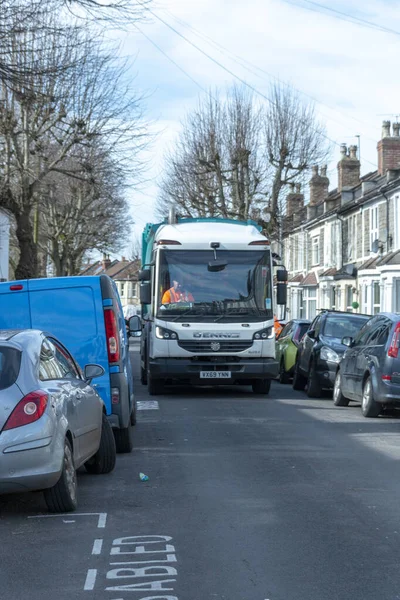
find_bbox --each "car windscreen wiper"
[213,308,262,322]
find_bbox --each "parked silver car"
[0,329,116,512]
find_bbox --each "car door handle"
[75,392,83,399]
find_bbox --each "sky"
[111,0,400,258]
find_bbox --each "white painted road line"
[137,401,159,410]
[28,512,107,529]
[84,569,97,590]
[92,539,103,555]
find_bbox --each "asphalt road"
[2,340,400,599]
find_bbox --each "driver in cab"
[162,279,194,304]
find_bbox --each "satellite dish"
[371,239,380,254]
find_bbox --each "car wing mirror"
[341,336,354,347]
[307,329,315,339]
[84,364,105,382]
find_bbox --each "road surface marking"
[92,539,104,555]
[137,401,159,410]
[28,512,107,528]
[84,569,97,590]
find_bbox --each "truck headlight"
[155,326,178,340]
[253,327,274,340]
[320,346,339,363]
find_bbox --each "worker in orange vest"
[162,279,194,304]
[274,315,283,337]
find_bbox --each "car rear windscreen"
[0,347,21,390]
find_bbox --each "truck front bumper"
[149,357,279,384]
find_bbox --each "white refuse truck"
[138,210,287,395]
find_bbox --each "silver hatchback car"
[0,329,116,512]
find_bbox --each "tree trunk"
[15,209,38,279]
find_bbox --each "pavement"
[2,339,400,599]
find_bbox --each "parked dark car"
[293,310,370,397]
[333,313,400,417]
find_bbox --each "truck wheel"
[114,425,133,453]
[148,372,164,396]
[85,414,116,474]
[333,371,349,407]
[252,379,271,395]
[361,376,381,418]
[306,361,322,398]
[279,358,290,384]
[292,360,306,391]
[44,439,77,513]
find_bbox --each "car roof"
[319,310,370,318]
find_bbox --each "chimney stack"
[102,253,111,270]
[286,182,304,217]
[378,121,400,175]
[338,144,360,192]
[309,164,329,206]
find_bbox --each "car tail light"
[382,375,392,381]
[111,387,120,404]
[388,322,400,358]
[104,309,120,363]
[2,390,48,431]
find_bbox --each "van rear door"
[0,280,31,329]
[27,277,111,411]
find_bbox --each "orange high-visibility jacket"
[162,287,194,304]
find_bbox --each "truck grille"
[178,340,252,353]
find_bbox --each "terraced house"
[282,121,400,320]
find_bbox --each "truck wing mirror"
[276,269,288,282]
[140,282,151,305]
[138,269,151,282]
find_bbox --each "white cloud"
[114,0,400,252]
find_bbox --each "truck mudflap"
[148,357,279,383]
[109,372,132,429]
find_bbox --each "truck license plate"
[200,371,231,379]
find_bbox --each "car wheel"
[306,361,322,398]
[292,360,306,391]
[44,439,77,513]
[130,404,137,426]
[252,379,271,394]
[279,358,290,384]
[148,371,164,396]
[85,413,116,474]
[141,366,147,385]
[114,425,133,453]
[361,376,381,418]
[333,371,349,406]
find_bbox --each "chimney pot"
[340,143,347,157]
[295,183,301,193]
[311,165,319,176]
[382,120,391,138]
[349,145,358,159]
[393,122,400,137]
[320,165,327,177]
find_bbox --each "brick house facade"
[281,122,400,320]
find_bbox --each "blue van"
[0,275,136,453]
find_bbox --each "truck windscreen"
[157,249,273,322]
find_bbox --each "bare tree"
[0,9,147,278]
[264,83,331,230]
[158,83,331,237]
[158,86,268,221]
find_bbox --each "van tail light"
[104,309,120,363]
[388,322,400,358]
[2,390,48,431]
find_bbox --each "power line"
[160,6,378,141]
[132,23,208,95]
[135,2,344,150]
[282,0,400,38]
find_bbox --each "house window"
[395,279,400,313]
[372,281,380,314]
[297,290,304,319]
[347,215,358,261]
[331,286,336,310]
[346,285,353,312]
[395,196,400,248]
[292,235,299,272]
[363,284,369,314]
[304,287,317,319]
[312,236,320,266]
[370,206,379,251]
[120,282,125,297]
[132,283,138,297]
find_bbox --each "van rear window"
[0,347,21,390]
